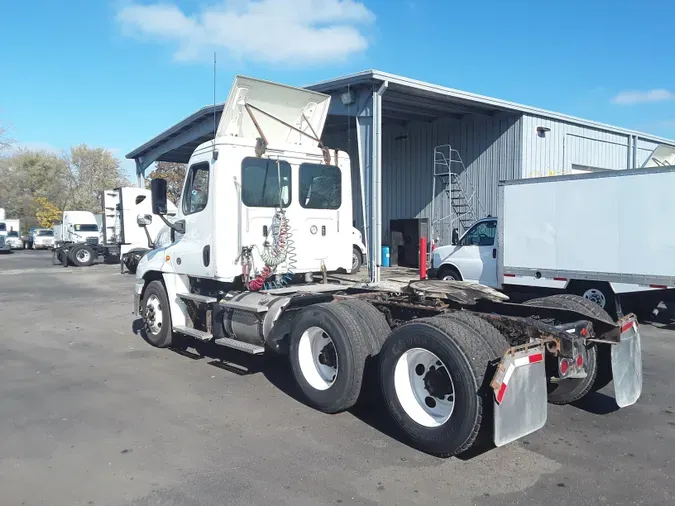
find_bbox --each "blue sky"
[1,0,674,178]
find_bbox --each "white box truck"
[131,75,642,458]
[431,166,675,319]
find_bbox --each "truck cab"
[431,217,499,287]
[57,211,100,246]
[136,75,352,288]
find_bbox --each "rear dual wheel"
[524,294,608,402]
[379,314,508,457]
[289,300,392,414]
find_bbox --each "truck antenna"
[213,51,217,153]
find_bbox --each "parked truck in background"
[431,167,675,320]
[0,208,22,250]
[132,75,642,458]
[53,188,178,268]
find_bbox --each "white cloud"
[116,0,375,65]
[612,89,674,105]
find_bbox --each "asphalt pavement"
[1,249,674,506]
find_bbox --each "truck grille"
[86,237,99,246]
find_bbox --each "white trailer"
[431,167,675,318]
[100,187,178,273]
[53,189,178,268]
[132,75,642,458]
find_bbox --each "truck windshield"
[0,223,5,231]
[37,230,54,236]
[7,231,19,237]
[74,224,98,232]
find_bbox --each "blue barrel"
[382,246,391,267]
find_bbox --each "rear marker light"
[504,273,516,278]
[559,359,569,375]
[576,354,583,368]
[580,327,588,337]
[553,277,567,281]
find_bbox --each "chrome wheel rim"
[298,326,338,390]
[145,294,163,335]
[394,348,455,427]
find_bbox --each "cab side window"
[459,220,497,246]
[183,162,210,215]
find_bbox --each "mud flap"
[611,318,642,408]
[491,344,548,447]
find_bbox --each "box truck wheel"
[289,303,371,414]
[524,294,605,403]
[379,316,492,457]
[568,282,617,319]
[141,280,179,348]
[70,244,95,267]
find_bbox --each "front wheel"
[437,265,460,281]
[351,247,362,274]
[70,244,95,267]
[141,280,176,348]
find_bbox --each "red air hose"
[248,213,290,291]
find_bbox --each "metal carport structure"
[127,70,675,282]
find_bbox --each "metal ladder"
[431,145,485,240]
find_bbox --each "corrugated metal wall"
[381,115,522,244]
[325,110,665,249]
[325,114,523,245]
[521,114,661,177]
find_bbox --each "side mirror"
[451,228,459,246]
[137,214,152,226]
[151,178,168,215]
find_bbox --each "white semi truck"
[431,167,675,320]
[133,75,642,457]
[53,188,178,268]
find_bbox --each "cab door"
[449,219,498,287]
[170,156,214,277]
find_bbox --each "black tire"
[437,265,461,281]
[336,299,390,353]
[569,282,617,319]
[70,244,95,267]
[441,311,509,359]
[335,299,391,404]
[351,247,362,274]
[289,302,371,414]
[379,316,493,457]
[524,294,605,403]
[141,280,176,348]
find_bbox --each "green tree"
[146,161,186,205]
[0,149,70,229]
[67,144,132,212]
